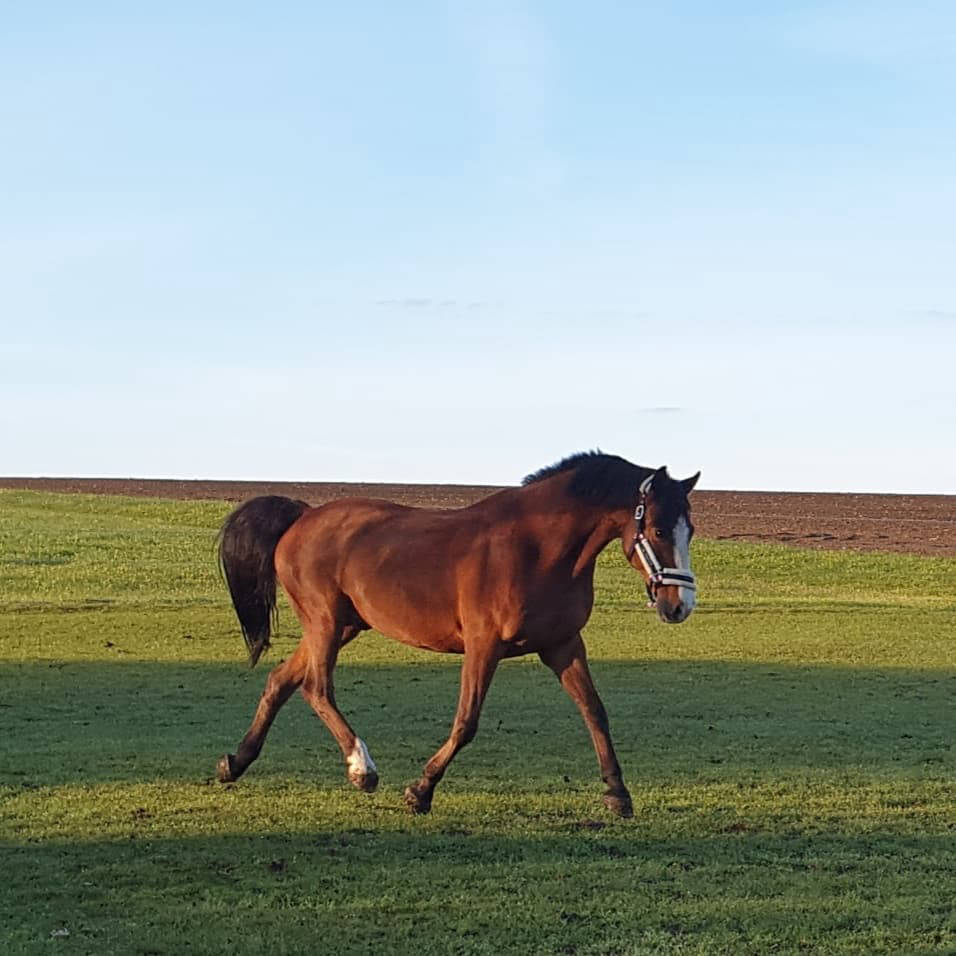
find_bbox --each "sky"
[2,1,954,493]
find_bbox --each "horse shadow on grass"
[3,824,954,955]
[1,656,952,791]
[4,658,954,952]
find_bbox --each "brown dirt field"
[3,478,955,558]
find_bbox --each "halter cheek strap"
[629,475,697,592]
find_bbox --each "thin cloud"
[374,298,435,308]
[905,309,956,321]
[374,298,499,311]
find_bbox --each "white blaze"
[673,516,696,613]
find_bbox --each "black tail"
[217,495,310,666]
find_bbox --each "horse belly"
[384,627,465,655]
[345,578,465,655]
[361,608,465,654]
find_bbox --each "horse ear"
[640,467,666,494]
[681,471,701,494]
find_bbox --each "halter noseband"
[628,474,697,599]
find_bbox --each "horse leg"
[404,645,501,815]
[299,625,379,793]
[539,634,633,818]
[217,643,308,782]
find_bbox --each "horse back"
[274,494,596,654]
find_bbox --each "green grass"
[1,489,954,955]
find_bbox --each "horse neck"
[568,504,630,577]
[522,479,630,576]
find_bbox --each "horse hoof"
[349,768,379,794]
[404,785,432,815]
[603,792,634,818]
[217,754,237,783]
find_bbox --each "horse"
[215,451,700,816]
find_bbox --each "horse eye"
[654,528,667,540]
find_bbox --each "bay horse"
[216,452,699,816]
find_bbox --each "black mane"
[522,451,648,510]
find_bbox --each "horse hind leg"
[299,622,379,794]
[217,643,308,782]
[217,622,377,792]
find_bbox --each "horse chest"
[494,577,595,652]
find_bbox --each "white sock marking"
[347,738,377,778]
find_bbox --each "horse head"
[623,467,700,624]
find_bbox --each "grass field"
[1,489,954,955]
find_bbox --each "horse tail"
[217,495,310,667]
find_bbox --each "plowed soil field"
[3,478,954,557]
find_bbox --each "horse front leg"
[539,633,633,818]
[217,643,308,782]
[404,644,501,814]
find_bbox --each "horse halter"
[628,474,697,600]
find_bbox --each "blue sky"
[2,2,954,492]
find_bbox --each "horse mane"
[521,451,647,510]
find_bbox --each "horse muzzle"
[655,594,693,624]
